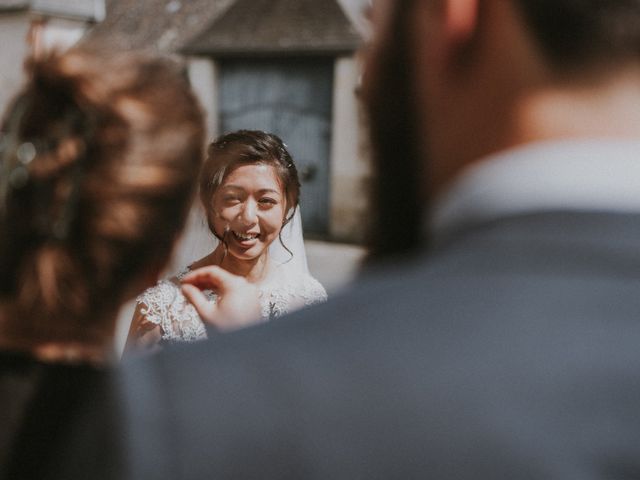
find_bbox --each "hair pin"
[16,142,36,165]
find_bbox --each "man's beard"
[364,0,428,262]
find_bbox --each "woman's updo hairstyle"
[0,47,204,345]
[199,130,300,239]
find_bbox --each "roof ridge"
[181,0,362,57]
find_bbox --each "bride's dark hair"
[200,130,301,242]
[0,47,204,346]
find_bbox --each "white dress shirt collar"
[430,139,640,240]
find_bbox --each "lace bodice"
[135,266,327,343]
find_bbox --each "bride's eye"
[259,197,277,206]
[223,195,241,205]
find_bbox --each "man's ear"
[444,0,479,46]
[414,0,480,76]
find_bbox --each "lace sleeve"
[301,275,328,306]
[261,273,327,319]
[135,278,208,343]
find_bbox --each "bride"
[126,130,327,350]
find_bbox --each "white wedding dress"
[134,209,327,343]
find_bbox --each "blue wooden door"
[219,58,333,235]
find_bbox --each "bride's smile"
[213,163,286,262]
[231,231,260,242]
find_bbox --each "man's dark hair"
[364,0,424,262]
[514,0,640,72]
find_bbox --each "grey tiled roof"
[0,0,29,11]
[83,0,234,53]
[182,0,362,56]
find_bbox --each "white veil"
[270,207,309,275]
[165,204,309,277]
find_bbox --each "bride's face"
[212,163,286,262]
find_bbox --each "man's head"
[364,0,640,258]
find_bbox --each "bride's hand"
[180,266,262,332]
